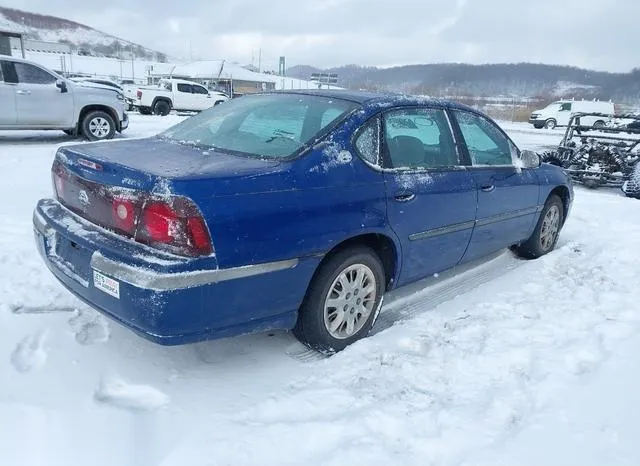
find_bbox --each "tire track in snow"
[287,250,524,362]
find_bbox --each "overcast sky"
[2,0,638,72]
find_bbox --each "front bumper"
[119,112,129,131]
[33,199,316,345]
[528,118,543,126]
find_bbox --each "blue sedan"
[33,90,573,353]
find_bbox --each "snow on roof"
[170,60,276,83]
[167,60,344,90]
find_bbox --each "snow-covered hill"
[0,6,167,61]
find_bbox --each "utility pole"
[258,48,261,73]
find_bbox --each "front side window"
[454,111,513,166]
[559,102,572,112]
[354,118,380,166]
[161,94,357,159]
[192,85,208,95]
[14,63,56,84]
[383,108,458,169]
[177,83,192,93]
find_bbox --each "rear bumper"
[33,199,317,345]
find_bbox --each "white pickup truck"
[135,79,229,116]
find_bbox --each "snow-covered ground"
[1,116,639,466]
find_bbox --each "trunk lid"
[56,137,283,192]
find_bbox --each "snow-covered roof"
[166,60,344,90]
[169,60,276,83]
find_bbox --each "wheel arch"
[78,105,120,131]
[548,185,571,226]
[312,232,401,292]
[151,97,172,110]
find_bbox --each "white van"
[529,99,615,129]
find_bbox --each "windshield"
[544,102,562,111]
[160,93,358,159]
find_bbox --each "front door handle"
[394,192,416,202]
[16,90,31,95]
[480,185,495,192]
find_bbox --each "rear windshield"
[160,93,358,159]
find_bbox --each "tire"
[138,107,152,115]
[514,194,564,259]
[623,163,640,199]
[153,100,171,116]
[293,246,385,354]
[81,111,116,141]
[544,119,557,130]
[593,120,606,129]
[533,124,544,129]
[540,151,565,167]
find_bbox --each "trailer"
[541,112,640,198]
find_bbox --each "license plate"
[93,270,120,299]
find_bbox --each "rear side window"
[14,63,56,84]
[192,85,208,95]
[177,83,192,93]
[354,118,380,166]
[454,111,513,166]
[383,108,458,169]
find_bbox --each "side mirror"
[519,150,541,169]
[56,79,68,93]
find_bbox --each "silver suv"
[0,57,128,140]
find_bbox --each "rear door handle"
[480,185,495,192]
[16,90,31,95]
[394,192,416,202]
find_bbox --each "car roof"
[268,89,476,112]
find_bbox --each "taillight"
[136,90,142,99]
[135,198,213,257]
[112,198,136,234]
[51,160,213,257]
[52,160,65,198]
[139,202,175,243]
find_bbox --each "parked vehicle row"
[33,90,573,354]
[0,57,128,140]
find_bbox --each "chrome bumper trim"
[90,252,299,291]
